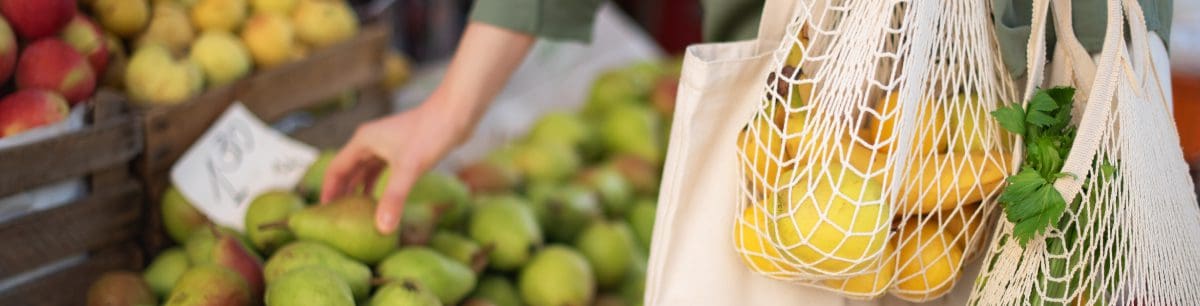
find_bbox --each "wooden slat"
[0,182,142,279]
[0,117,141,198]
[137,22,389,176]
[242,22,388,122]
[140,179,171,256]
[137,85,240,175]
[291,88,391,149]
[0,245,141,306]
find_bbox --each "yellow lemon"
[823,235,897,297]
[735,196,796,275]
[738,113,790,197]
[785,26,809,67]
[773,163,890,275]
[893,151,1008,215]
[942,203,982,250]
[892,221,963,301]
[864,91,948,155]
[784,113,888,179]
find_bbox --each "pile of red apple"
[0,0,106,139]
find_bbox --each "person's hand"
[319,90,470,234]
[319,22,535,234]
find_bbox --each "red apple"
[0,15,14,84]
[59,14,108,75]
[0,0,75,40]
[0,89,69,138]
[15,38,96,105]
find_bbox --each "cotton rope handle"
[1024,0,1152,203]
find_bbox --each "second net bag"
[732,0,1019,301]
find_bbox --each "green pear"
[456,153,522,195]
[598,105,661,164]
[398,201,448,246]
[87,271,158,306]
[245,190,304,254]
[525,183,602,243]
[165,265,252,306]
[372,171,471,231]
[181,226,265,299]
[470,275,523,306]
[161,186,210,244]
[468,196,543,271]
[263,241,371,301]
[209,234,265,300]
[408,172,471,229]
[626,199,656,252]
[288,196,398,263]
[576,166,634,218]
[518,246,595,306]
[575,220,638,289]
[461,298,500,306]
[582,61,665,118]
[429,231,488,272]
[265,267,354,306]
[526,112,589,148]
[512,140,581,184]
[298,150,336,201]
[184,226,255,264]
[143,247,190,298]
[369,280,443,306]
[620,251,648,306]
[594,295,630,306]
[378,247,477,305]
[609,154,661,196]
[525,112,600,160]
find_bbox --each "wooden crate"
[136,21,392,253]
[0,91,144,305]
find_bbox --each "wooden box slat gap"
[0,181,142,279]
[0,244,142,306]
[0,95,142,199]
[292,87,390,149]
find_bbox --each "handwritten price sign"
[171,103,318,231]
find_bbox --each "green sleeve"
[701,0,765,42]
[993,0,1173,79]
[469,0,605,42]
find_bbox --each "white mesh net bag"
[732,0,1019,301]
[969,0,1200,304]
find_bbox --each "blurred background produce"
[84,59,679,306]
[0,0,1195,304]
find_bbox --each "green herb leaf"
[1031,137,1065,176]
[1026,92,1060,127]
[1044,87,1076,108]
[1010,183,1068,246]
[999,167,1046,203]
[991,105,1026,135]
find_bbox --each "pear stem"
[257,221,289,231]
[470,243,496,274]
[370,277,393,286]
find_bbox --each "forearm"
[429,22,536,143]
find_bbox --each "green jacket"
[469,0,1172,77]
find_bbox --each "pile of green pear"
[86,60,679,306]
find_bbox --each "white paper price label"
[171,103,318,232]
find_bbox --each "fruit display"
[0,0,106,139]
[94,0,362,105]
[85,59,679,306]
[733,28,1012,301]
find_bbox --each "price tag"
[171,103,318,232]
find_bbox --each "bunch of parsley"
[991,86,1121,304]
[990,87,1079,246]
